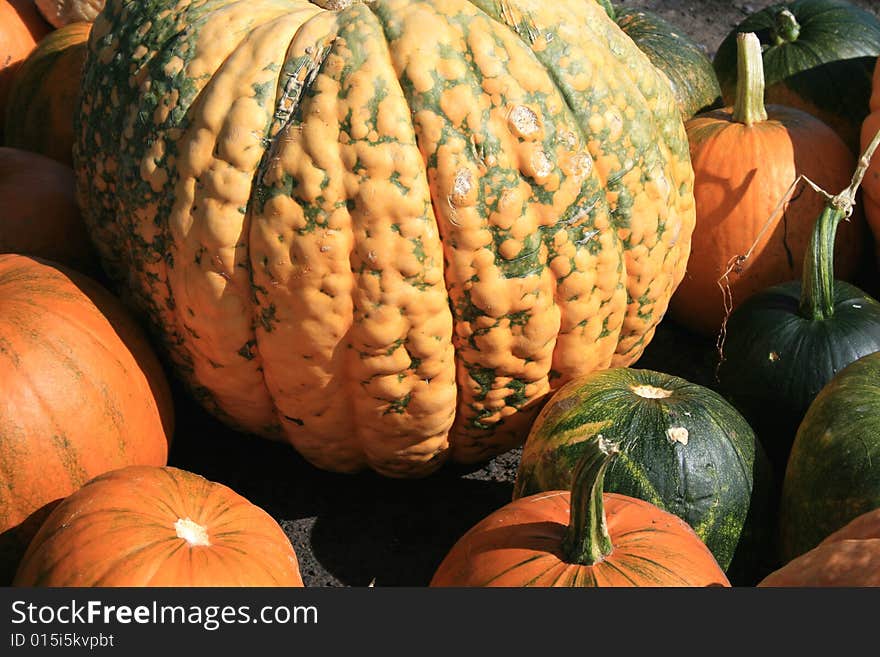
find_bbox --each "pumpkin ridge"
[91,536,188,587]
[19,508,178,586]
[248,2,458,474]
[243,9,339,439]
[368,0,564,460]
[166,7,327,434]
[470,0,693,363]
[480,552,554,586]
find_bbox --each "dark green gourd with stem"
[713,0,880,152]
[717,127,880,477]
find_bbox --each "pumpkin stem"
[732,33,767,126]
[771,9,801,46]
[562,436,619,566]
[799,127,880,320]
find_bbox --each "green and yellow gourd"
[74,0,696,477]
[513,367,773,579]
[594,0,722,120]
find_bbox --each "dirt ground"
[166,0,880,588]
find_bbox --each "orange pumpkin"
[863,56,880,266]
[0,147,99,274]
[669,33,864,336]
[0,0,51,142]
[14,465,304,587]
[0,255,174,584]
[758,508,880,587]
[4,22,91,165]
[430,437,729,587]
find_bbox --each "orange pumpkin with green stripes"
[74,0,696,476]
[0,255,173,584]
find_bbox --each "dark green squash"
[713,0,880,152]
[595,1,722,120]
[780,351,880,561]
[717,127,880,477]
[513,367,772,578]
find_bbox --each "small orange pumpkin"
[0,255,173,584]
[758,508,880,587]
[670,32,864,336]
[0,147,99,274]
[4,22,91,165]
[430,437,729,587]
[0,0,51,142]
[14,465,304,587]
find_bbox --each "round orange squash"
[0,255,174,584]
[4,22,91,165]
[669,32,864,337]
[0,0,51,142]
[14,465,304,587]
[0,147,99,275]
[430,437,729,587]
[758,508,880,587]
[863,56,880,266]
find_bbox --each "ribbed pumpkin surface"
[4,22,91,165]
[14,465,304,587]
[74,0,695,476]
[430,491,728,586]
[0,255,173,584]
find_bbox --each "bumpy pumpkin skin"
[863,57,880,265]
[0,147,100,275]
[0,0,52,142]
[780,351,880,562]
[430,491,729,587]
[4,22,91,166]
[0,256,174,585]
[670,105,863,336]
[74,0,695,476]
[759,508,880,587]
[14,465,304,587]
[35,0,104,28]
[512,367,763,573]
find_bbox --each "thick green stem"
[732,33,767,126]
[771,9,800,46]
[799,127,880,320]
[562,437,619,565]
[799,206,845,320]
